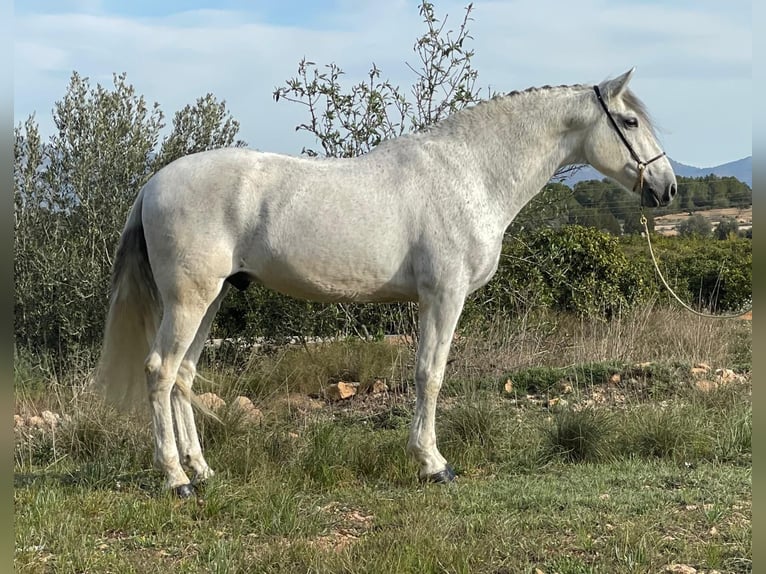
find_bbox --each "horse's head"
[584,68,677,207]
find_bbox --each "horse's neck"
[445,87,592,229]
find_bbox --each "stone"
[371,379,389,394]
[197,392,226,412]
[41,410,60,428]
[546,397,567,410]
[326,382,357,401]
[383,334,415,346]
[503,379,514,394]
[664,565,696,574]
[27,415,45,429]
[231,396,262,424]
[691,362,711,377]
[715,368,740,384]
[695,380,717,393]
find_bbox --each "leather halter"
[593,85,666,193]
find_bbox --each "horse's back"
[139,148,424,302]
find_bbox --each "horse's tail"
[94,187,161,412]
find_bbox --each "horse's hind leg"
[145,286,218,496]
[171,283,231,485]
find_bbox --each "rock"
[695,380,717,393]
[197,392,226,412]
[545,397,567,410]
[691,362,711,377]
[503,379,514,394]
[383,334,414,346]
[326,382,357,401]
[41,410,60,428]
[371,379,389,394]
[715,368,740,384]
[27,415,45,429]
[664,565,697,574]
[231,396,262,424]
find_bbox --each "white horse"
[96,68,677,497]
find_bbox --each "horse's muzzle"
[664,182,677,204]
[644,182,677,207]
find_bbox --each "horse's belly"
[250,257,417,304]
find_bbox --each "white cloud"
[13,0,751,166]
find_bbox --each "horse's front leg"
[407,288,465,483]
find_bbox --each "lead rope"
[639,171,752,319]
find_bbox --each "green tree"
[483,226,653,318]
[677,214,712,238]
[511,181,572,233]
[14,72,243,360]
[572,179,610,209]
[709,178,730,209]
[714,216,739,240]
[726,179,752,208]
[621,210,655,235]
[154,93,246,170]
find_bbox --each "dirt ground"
[653,206,752,236]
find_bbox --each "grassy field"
[14,308,751,573]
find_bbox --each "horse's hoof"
[192,468,215,486]
[424,465,457,484]
[173,483,196,499]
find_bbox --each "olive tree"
[14,72,243,362]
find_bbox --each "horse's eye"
[624,117,639,129]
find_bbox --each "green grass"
[14,310,751,572]
[15,379,751,573]
[15,454,750,573]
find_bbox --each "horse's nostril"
[669,183,677,198]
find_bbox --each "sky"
[14,0,751,168]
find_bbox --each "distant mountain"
[669,157,752,187]
[556,156,752,187]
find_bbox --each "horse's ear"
[599,67,635,100]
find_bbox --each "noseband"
[593,85,666,193]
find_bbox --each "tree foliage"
[273,1,483,158]
[677,214,712,238]
[14,72,243,360]
[714,216,740,240]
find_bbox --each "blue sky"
[14,0,751,167]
